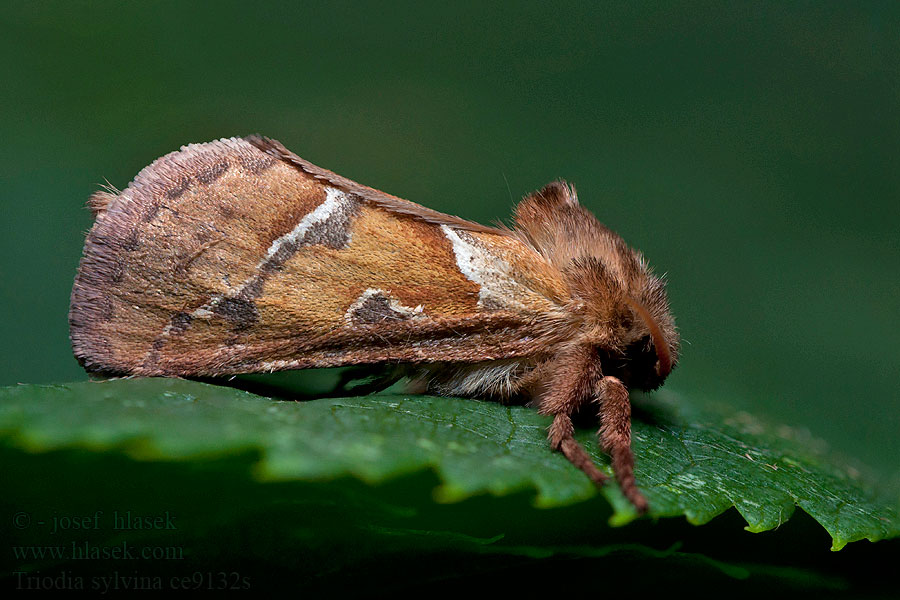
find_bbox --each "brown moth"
[70,136,679,512]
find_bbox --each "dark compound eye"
[628,335,654,355]
[623,335,665,387]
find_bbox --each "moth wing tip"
[87,189,118,216]
[244,134,285,156]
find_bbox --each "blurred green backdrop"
[1,2,897,478]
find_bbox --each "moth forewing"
[70,136,679,513]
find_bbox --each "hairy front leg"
[538,344,609,486]
[596,376,648,513]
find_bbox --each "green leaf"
[1,378,896,555]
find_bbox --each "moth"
[70,136,679,512]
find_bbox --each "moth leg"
[538,345,609,486]
[596,376,648,514]
[548,412,610,486]
[331,365,404,397]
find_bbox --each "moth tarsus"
[69,136,679,513]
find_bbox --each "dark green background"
[2,1,897,480]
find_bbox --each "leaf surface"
[1,378,895,552]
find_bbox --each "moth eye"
[622,335,656,363]
[637,335,653,353]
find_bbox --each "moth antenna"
[624,296,672,379]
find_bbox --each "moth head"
[566,257,679,391]
[620,295,677,389]
[513,180,680,389]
